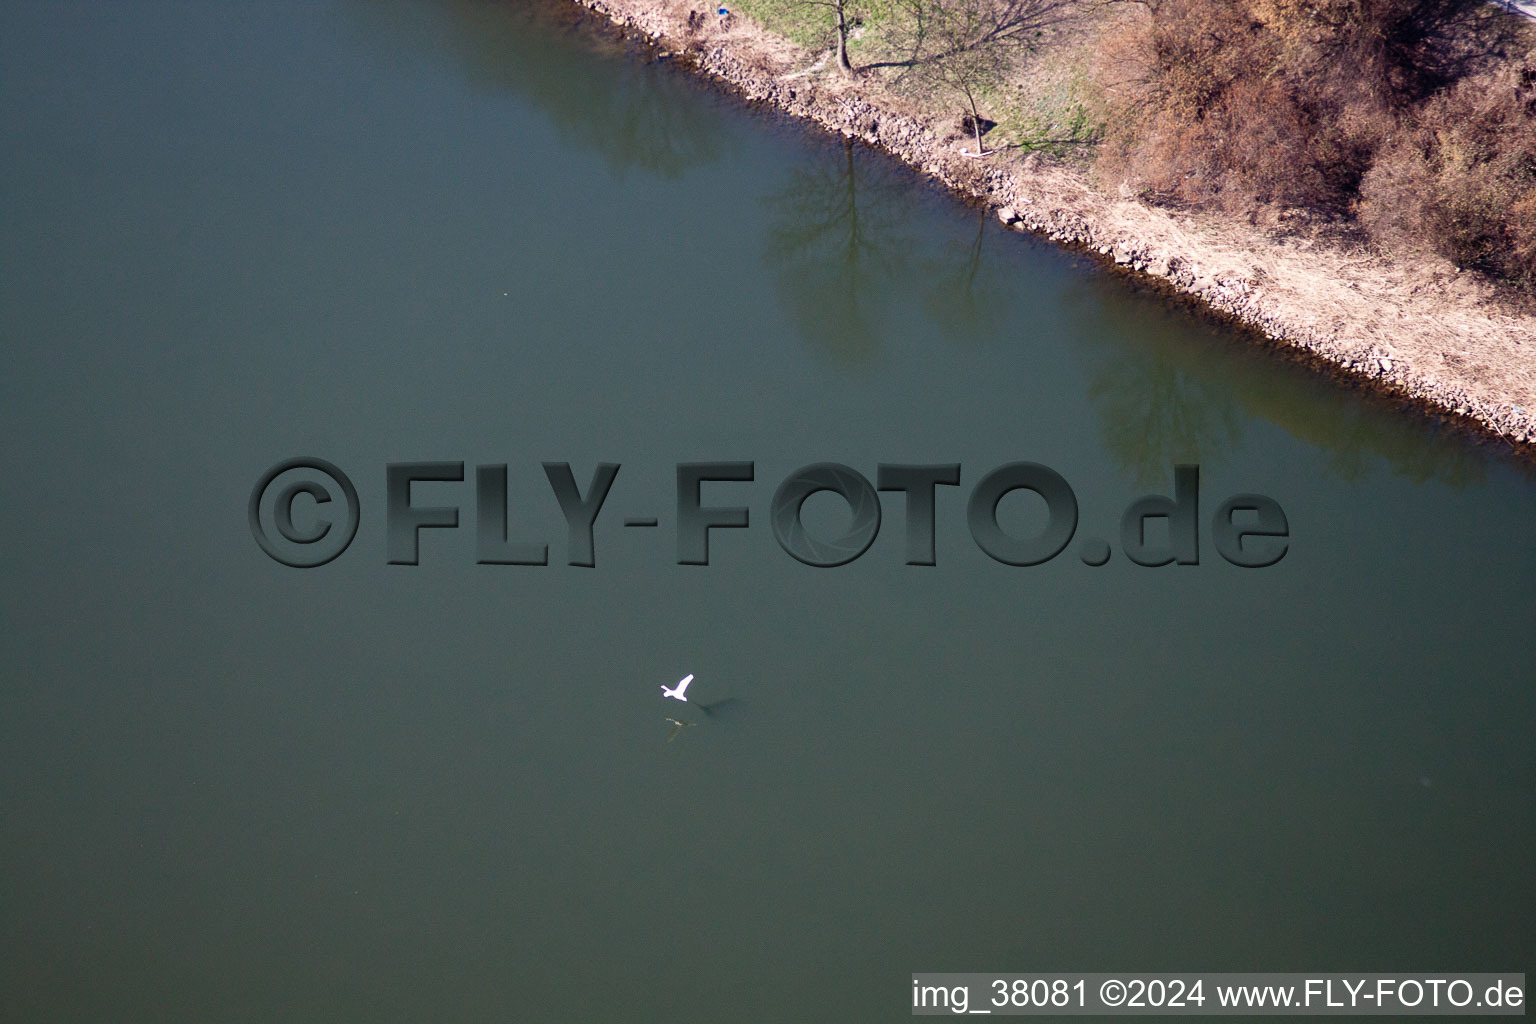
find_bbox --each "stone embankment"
[572,0,1536,450]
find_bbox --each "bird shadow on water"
[696,697,748,720]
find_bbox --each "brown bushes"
[1096,0,1381,213]
[1360,53,1536,292]
[1096,0,1536,298]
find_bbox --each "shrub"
[1096,0,1379,214]
[1096,0,1535,297]
[1360,51,1536,294]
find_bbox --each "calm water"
[2,1,1532,1020]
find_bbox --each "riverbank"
[563,0,1536,451]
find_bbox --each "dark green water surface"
[2,2,1532,1020]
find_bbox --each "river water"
[2,1,1532,1020]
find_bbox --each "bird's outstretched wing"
[661,674,695,701]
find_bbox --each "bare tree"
[797,0,862,76]
[894,0,1078,154]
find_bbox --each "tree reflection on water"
[347,0,1495,488]
[1064,277,1487,487]
[345,0,727,179]
[761,137,907,364]
[922,206,1010,344]
[762,136,1008,364]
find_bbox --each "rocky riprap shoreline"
[571,0,1536,451]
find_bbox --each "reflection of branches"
[1071,280,1482,487]
[922,206,1009,341]
[765,139,1019,358]
[345,0,725,179]
[1238,382,1484,486]
[1087,354,1244,485]
[762,137,912,364]
[1088,336,1487,487]
[571,61,725,179]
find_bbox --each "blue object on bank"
[718,7,728,14]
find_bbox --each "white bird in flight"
[661,673,694,701]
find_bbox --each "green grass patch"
[730,0,836,50]
[993,55,1107,157]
